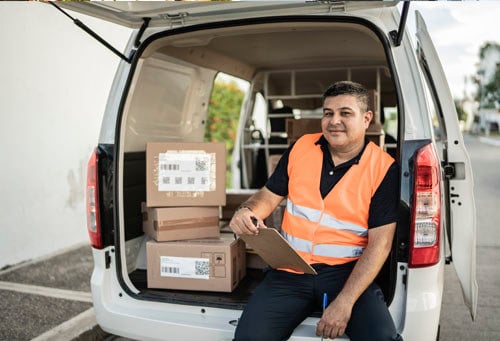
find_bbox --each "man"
[229,81,400,340]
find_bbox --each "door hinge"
[160,12,189,28]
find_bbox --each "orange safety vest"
[281,133,394,268]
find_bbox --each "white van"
[56,1,477,340]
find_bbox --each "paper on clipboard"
[239,228,317,275]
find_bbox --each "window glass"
[204,73,249,188]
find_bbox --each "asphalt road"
[0,134,498,341]
[438,134,500,340]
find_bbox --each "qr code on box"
[195,158,208,172]
[195,260,209,276]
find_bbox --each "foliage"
[454,99,468,122]
[482,68,500,109]
[204,80,245,187]
[479,42,500,60]
[476,42,500,109]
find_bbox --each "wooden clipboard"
[239,228,317,275]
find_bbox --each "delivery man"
[229,81,401,340]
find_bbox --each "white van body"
[58,2,477,340]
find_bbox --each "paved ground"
[0,245,99,341]
[0,134,498,341]
[438,134,500,340]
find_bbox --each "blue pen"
[321,293,328,340]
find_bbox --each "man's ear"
[364,110,374,127]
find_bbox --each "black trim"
[49,2,143,64]
[417,44,454,263]
[111,15,406,306]
[96,144,115,248]
[389,1,410,47]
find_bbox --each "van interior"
[117,19,400,312]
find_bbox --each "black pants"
[235,263,400,341]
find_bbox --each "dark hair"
[322,81,369,113]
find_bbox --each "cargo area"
[111,18,401,312]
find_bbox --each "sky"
[406,1,500,99]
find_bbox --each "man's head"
[321,81,373,153]
[322,81,369,113]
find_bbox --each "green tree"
[475,42,500,109]
[482,68,500,109]
[454,99,468,122]
[204,80,245,187]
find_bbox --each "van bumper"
[402,262,444,341]
[90,247,345,341]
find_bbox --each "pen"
[321,293,328,341]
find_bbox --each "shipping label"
[157,152,214,192]
[160,256,210,279]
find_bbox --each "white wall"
[0,2,131,268]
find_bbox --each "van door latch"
[443,163,455,179]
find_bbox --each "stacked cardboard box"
[144,142,245,292]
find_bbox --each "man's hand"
[315,222,396,339]
[229,207,264,235]
[229,187,284,235]
[316,296,353,339]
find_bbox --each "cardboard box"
[146,236,246,292]
[286,118,321,143]
[146,142,226,207]
[246,249,268,269]
[142,203,220,242]
[221,189,257,221]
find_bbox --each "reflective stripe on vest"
[282,230,365,258]
[286,200,368,237]
[282,133,394,268]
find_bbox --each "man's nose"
[327,113,342,125]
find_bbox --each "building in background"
[0,2,130,268]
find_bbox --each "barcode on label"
[160,164,180,171]
[187,177,195,185]
[160,256,209,279]
[195,260,209,276]
[161,266,180,274]
[175,177,182,184]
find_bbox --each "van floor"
[128,268,323,316]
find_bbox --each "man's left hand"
[316,296,353,339]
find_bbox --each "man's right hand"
[229,207,265,235]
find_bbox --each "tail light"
[409,143,441,268]
[86,149,103,249]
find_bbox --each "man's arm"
[229,186,284,235]
[316,222,396,339]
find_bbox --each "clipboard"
[239,228,317,275]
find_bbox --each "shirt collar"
[315,135,368,167]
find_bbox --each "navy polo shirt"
[265,135,399,228]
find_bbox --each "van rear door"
[415,10,478,320]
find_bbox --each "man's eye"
[323,112,333,117]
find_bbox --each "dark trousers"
[235,263,400,341]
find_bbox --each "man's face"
[321,94,372,151]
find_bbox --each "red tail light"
[409,144,441,268]
[86,149,103,249]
